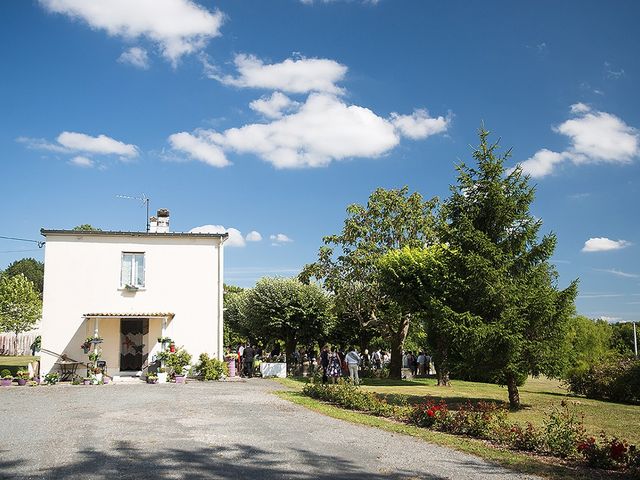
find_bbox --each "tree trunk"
[434,338,450,386]
[284,337,297,375]
[389,314,410,380]
[506,373,521,409]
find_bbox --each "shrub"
[578,433,639,470]
[302,380,398,417]
[409,399,449,428]
[566,356,640,404]
[1,369,12,379]
[505,422,543,452]
[194,353,229,380]
[43,372,59,385]
[542,401,587,457]
[165,347,192,377]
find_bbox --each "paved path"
[0,379,539,479]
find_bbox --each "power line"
[0,249,42,254]
[0,235,45,248]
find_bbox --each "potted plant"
[165,347,192,384]
[71,376,81,385]
[146,374,158,384]
[16,370,30,386]
[157,367,168,384]
[83,377,92,385]
[43,372,59,385]
[92,367,103,383]
[0,369,13,387]
[158,336,172,345]
[103,375,111,384]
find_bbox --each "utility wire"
[0,235,45,248]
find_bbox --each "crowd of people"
[230,342,433,382]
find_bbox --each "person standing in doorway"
[345,346,361,385]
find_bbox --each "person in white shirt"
[417,352,426,376]
[345,347,361,385]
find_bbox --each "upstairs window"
[121,253,145,288]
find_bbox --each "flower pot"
[157,372,168,383]
[169,344,176,353]
[174,375,186,384]
[17,378,27,386]
[82,347,90,354]
[94,373,103,383]
[227,359,236,377]
[1,378,12,387]
[83,380,91,385]
[103,376,111,384]
[147,378,158,384]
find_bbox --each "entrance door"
[120,319,149,371]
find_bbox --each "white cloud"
[57,131,139,158]
[569,102,590,114]
[599,316,622,323]
[118,47,150,69]
[168,131,229,167]
[270,233,293,243]
[390,109,450,139]
[68,155,94,168]
[604,62,625,79]
[212,54,348,94]
[594,268,639,279]
[171,93,434,169]
[16,136,70,153]
[189,225,245,247]
[245,231,262,242]
[40,0,224,65]
[515,104,639,178]
[249,92,299,119]
[582,237,631,252]
[517,149,568,178]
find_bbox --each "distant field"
[281,375,640,445]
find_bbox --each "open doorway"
[120,318,148,371]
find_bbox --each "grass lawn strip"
[274,378,635,480]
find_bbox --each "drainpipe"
[217,237,225,361]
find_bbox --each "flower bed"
[301,381,640,473]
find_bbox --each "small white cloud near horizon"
[118,47,150,69]
[209,53,348,95]
[582,237,631,252]
[599,316,622,323]
[40,0,224,66]
[245,231,262,242]
[270,233,293,245]
[189,224,245,247]
[68,155,94,168]
[515,103,639,178]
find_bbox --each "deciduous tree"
[0,274,42,354]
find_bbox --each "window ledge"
[118,287,146,292]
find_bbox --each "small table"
[55,361,81,381]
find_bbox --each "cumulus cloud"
[249,92,299,119]
[599,316,622,323]
[582,237,631,252]
[516,104,639,178]
[169,93,449,169]
[118,47,150,69]
[211,54,348,94]
[390,109,450,139]
[270,233,293,244]
[68,155,94,168]
[189,225,245,247]
[57,131,139,158]
[168,131,229,167]
[245,231,262,242]
[40,0,224,65]
[17,131,139,168]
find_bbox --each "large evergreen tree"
[441,128,577,408]
[2,258,44,294]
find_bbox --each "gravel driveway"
[0,379,539,479]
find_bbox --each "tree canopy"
[301,187,438,379]
[0,273,42,353]
[72,224,102,231]
[1,258,44,294]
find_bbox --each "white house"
[39,209,227,377]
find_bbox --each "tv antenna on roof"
[116,194,150,232]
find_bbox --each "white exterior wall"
[40,233,224,375]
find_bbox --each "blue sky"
[1,0,639,322]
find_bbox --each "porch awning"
[83,312,175,319]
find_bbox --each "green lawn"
[278,375,640,445]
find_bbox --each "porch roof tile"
[83,312,175,319]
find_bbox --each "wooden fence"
[0,332,39,356]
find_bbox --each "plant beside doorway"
[1,369,13,386]
[147,374,158,384]
[165,347,192,383]
[16,369,29,386]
